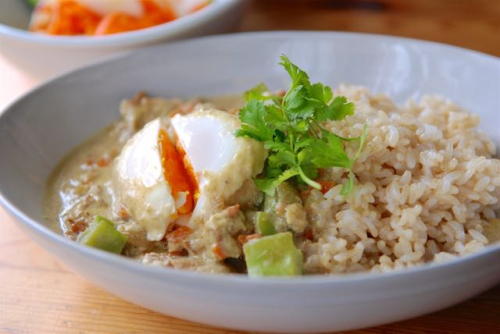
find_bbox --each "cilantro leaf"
[329,96,355,121]
[279,55,310,89]
[305,135,352,169]
[353,123,368,161]
[255,168,299,195]
[298,162,319,183]
[294,137,315,151]
[244,83,271,102]
[264,104,288,131]
[308,83,333,105]
[274,150,297,168]
[315,96,354,121]
[341,170,356,195]
[264,140,289,152]
[339,124,368,195]
[284,85,305,109]
[235,100,273,141]
[236,55,367,195]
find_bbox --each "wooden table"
[1,0,499,333]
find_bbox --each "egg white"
[112,118,177,241]
[171,109,267,203]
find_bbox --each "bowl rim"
[0,0,242,49]
[0,31,499,289]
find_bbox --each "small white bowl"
[0,0,245,80]
[0,32,499,333]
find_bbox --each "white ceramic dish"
[0,0,245,80]
[0,32,499,333]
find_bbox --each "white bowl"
[0,0,245,80]
[0,32,499,333]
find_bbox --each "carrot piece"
[318,180,336,194]
[46,0,101,35]
[94,12,139,35]
[97,157,109,167]
[31,0,178,36]
[237,233,263,245]
[166,225,192,244]
[94,0,177,35]
[118,206,129,220]
[141,0,176,21]
[212,244,226,260]
[158,129,195,214]
[166,225,191,255]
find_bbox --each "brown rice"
[299,85,500,274]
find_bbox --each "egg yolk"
[158,129,197,214]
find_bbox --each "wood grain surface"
[240,0,500,56]
[1,0,500,333]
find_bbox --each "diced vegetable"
[243,232,303,277]
[263,193,277,212]
[246,210,277,236]
[77,216,128,254]
[276,182,301,206]
[261,182,301,233]
[255,212,276,236]
[263,182,301,213]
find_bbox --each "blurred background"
[241,0,499,56]
[0,0,498,105]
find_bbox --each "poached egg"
[113,109,266,241]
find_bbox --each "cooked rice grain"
[301,85,500,274]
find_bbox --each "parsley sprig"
[235,55,367,196]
